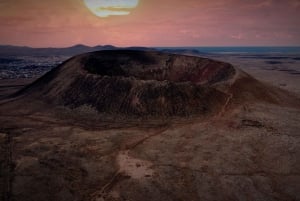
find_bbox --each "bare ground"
[0,78,299,201]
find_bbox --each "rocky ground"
[0,51,299,201]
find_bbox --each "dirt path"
[90,127,169,201]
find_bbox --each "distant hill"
[0,44,207,57]
[0,44,159,56]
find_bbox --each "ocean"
[156,46,300,55]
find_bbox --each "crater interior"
[82,50,235,85]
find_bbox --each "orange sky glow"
[0,0,300,47]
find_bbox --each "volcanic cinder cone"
[14,50,299,117]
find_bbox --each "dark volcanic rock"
[81,51,234,84]
[16,50,237,116]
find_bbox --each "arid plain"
[0,50,299,201]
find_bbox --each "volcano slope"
[0,50,300,201]
[15,50,236,117]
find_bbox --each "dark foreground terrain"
[0,50,300,201]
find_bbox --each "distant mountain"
[0,44,122,56]
[0,44,207,57]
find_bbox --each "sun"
[83,0,139,18]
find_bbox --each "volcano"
[14,50,298,117]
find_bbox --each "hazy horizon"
[1,44,300,49]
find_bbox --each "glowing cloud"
[83,0,139,17]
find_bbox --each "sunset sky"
[0,0,300,47]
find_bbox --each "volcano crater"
[18,50,240,116]
[82,50,236,85]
